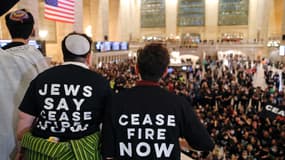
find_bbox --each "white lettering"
[51,84,60,95]
[56,98,69,111]
[142,114,153,125]
[73,98,85,110]
[266,105,272,110]
[61,122,71,128]
[84,112,92,120]
[59,112,69,121]
[48,111,56,121]
[138,128,142,139]
[39,84,48,95]
[64,84,80,96]
[119,142,132,157]
[136,142,151,157]
[72,112,80,121]
[265,105,285,116]
[127,128,135,139]
[40,110,46,119]
[83,86,93,97]
[167,115,176,126]
[155,114,164,126]
[145,128,154,140]
[119,114,128,126]
[272,107,279,114]
[37,120,51,130]
[44,98,54,110]
[131,114,140,125]
[70,124,88,132]
[154,143,174,158]
[157,129,166,140]
[279,110,285,116]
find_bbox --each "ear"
[30,28,35,38]
[86,53,92,66]
[135,64,140,75]
[162,67,168,78]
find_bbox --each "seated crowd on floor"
[95,55,285,160]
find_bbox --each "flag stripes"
[44,0,75,24]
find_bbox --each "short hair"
[61,32,92,61]
[5,9,34,39]
[137,43,170,81]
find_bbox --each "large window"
[218,0,249,25]
[141,0,165,28]
[178,0,205,26]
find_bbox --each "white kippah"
[65,34,90,56]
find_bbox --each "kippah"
[9,10,29,22]
[65,34,90,56]
[62,33,92,60]
[5,9,34,39]
[6,9,34,24]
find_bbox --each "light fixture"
[267,40,280,48]
[85,25,92,37]
[39,30,48,39]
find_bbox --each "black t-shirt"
[19,64,112,141]
[102,82,214,160]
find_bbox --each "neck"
[12,38,28,44]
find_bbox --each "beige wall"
[118,0,140,41]
[1,0,285,62]
[109,0,119,41]
[204,0,219,40]
[268,0,284,39]
[283,0,285,44]
[165,0,178,37]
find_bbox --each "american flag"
[44,0,75,23]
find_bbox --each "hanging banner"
[260,104,285,122]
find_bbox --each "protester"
[0,48,21,160]
[101,43,214,160]
[0,9,49,160]
[16,32,112,159]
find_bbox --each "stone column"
[131,0,141,41]
[89,0,99,40]
[83,0,91,37]
[282,0,285,44]
[109,0,119,41]
[117,0,141,41]
[94,0,109,41]
[165,0,178,38]
[257,0,271,42]
[74,0,83,32]
[248,0,258,41]
[118,0,132,41]
[205,0,219,41]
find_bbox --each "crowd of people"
[95,55,285,160]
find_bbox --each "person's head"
[5,9,34,39]
[136,43,170,82]
[61,32,92,63]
